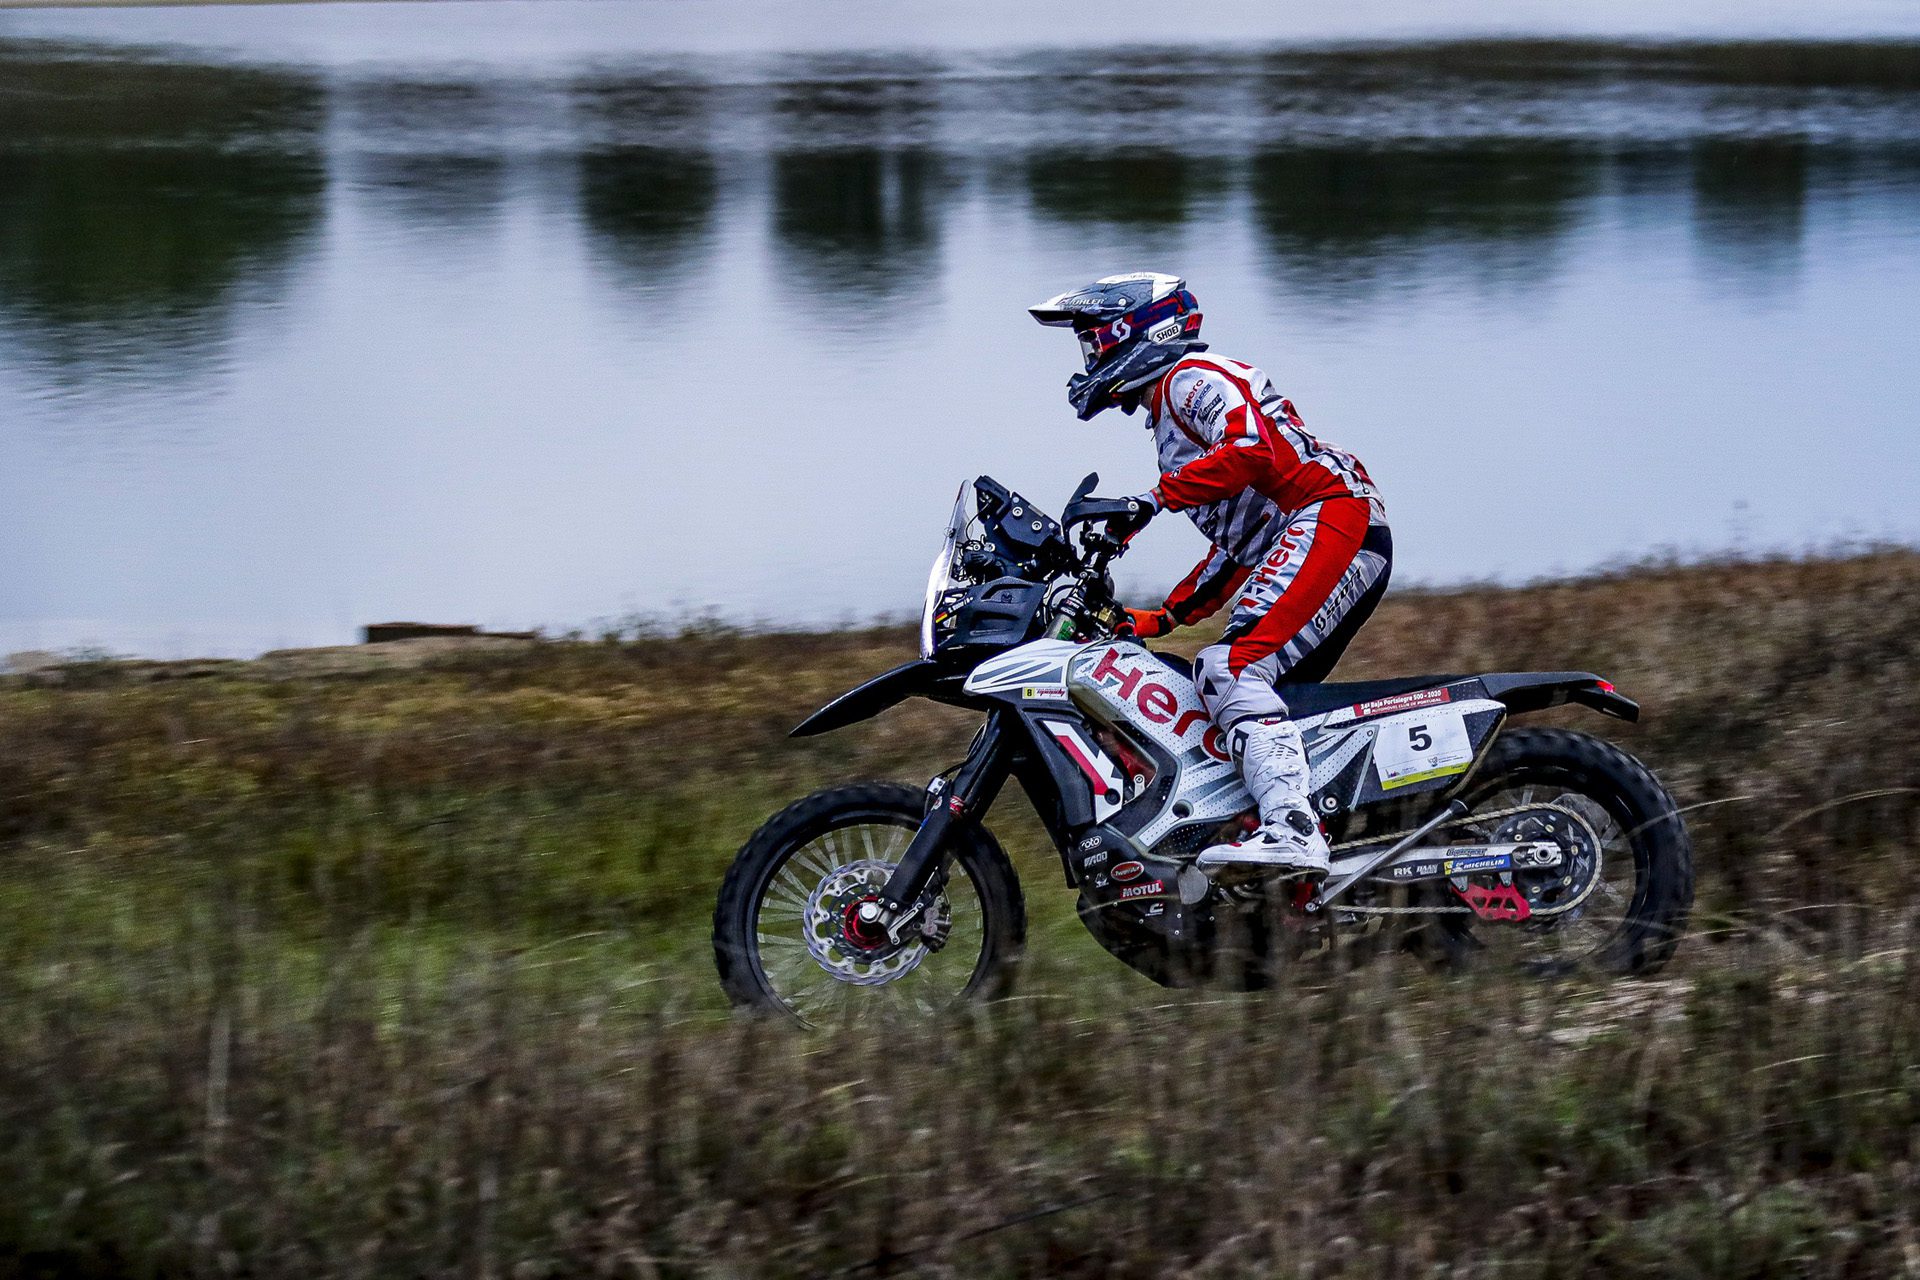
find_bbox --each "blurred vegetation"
[2,551,1918,1275]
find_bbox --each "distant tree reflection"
[771,148,947,305]
[1690,138,1810,293]
[1249,143,1599,303]
[1024,150,1227,228]
[766,69,949,310]
[578,146,719,291]
[337,79,513,235]
[572,76,721,295]
[0,51,326,385]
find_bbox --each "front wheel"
[713,783,1026,1023]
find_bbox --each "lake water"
[3,4,1919,656]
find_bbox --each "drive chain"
[1325,800,1601,917]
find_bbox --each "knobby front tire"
[713,782,1027,1022]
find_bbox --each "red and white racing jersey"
[1146,353,1384,626]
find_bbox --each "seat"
[1272,674,1463,720]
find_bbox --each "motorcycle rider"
[1030,272,1391,879]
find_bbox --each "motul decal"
[1111,860,1145,883]
[1118,880,1166,900]
[1355,688,1451,719]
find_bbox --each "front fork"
[870,711,1014,939]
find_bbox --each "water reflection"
[338,79,517,235]
[1025,150,1229,228]
[1251,144,1599,300]
[3,41,1917,373]
[3,31,1920,650]
[578,147,719,289]
[772,149,949,304]
[0,52,325,385]
[569,76,723,293]
[765,70,950,306]
[1690,138,1810,289]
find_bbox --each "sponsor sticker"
[1443,853,1511,875]
[1374,710,1475,790]
[1022,684,1070,701]
[1080,848,1108,868]
[1119,880,1166,901]
[1111,860,1146,883]
[1356,687,1452,719]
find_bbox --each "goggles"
[1074,289,1201,372]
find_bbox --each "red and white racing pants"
[1194,496,1393,732]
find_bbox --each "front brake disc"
[802,859,934,986]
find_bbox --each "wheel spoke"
[774,865,815,901]
[793,847,836,883]
[760,888,811,919]
[740,815,994,1021]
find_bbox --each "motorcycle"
[713,475,1693,1021]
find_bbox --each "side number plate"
[1372,709,1475,790]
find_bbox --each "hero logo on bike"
[1086,649,1231,761]
[1110,860,1146,883]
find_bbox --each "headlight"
[921,485,968,659]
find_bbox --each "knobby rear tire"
[713,782,1027,1019]
[1437,726,1694,975]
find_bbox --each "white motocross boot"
[1196,717,1331,880]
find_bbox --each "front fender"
[791,660,965,738]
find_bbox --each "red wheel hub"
[840,894,891,951]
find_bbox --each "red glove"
[1125,608,1175,639]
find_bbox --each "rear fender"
[1477,672,1640,723]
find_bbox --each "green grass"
[3,551,1919,1276]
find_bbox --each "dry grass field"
[3,550,1919,1276]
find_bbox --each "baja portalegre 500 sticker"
[1372,709,1475,790]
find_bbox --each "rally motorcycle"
[714,476,1693,1021]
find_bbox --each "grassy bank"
[3,551,1919,1276]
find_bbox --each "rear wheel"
[713,783,1026,1023]
[1430,727,1693,975]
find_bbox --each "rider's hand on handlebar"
[1062,492,1158,542]
[1124,608,1175,639]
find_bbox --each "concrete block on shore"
[363,622,538,644]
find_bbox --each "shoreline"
[6,545,1913,684]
